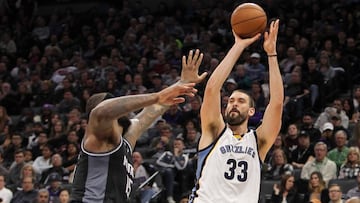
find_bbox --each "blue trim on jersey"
[252,129,263,168]
[190,126,226,201]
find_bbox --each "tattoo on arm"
[125,104,169,147]
[95,94,158,120]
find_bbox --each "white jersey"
[189,127,261,203]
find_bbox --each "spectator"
[270,174,299,203]
[264,134,285,169]
[343,98,359,129]
[32,16,50,42]
[26,122,44,151]
[46,172,62,203]
[61,142,79,175]
[284,124,299,154]
[0,106,11,133]
[31,132,49,159]
[223,78,238,96]
[231,64,251,91]
[132,151,158,203]
[244,52,265,82]
[353,87,360,111]
[302,57,323,111]
[149,124,174,159]
[162,104,184,130]
[10,176,37,203]
[328,184,345,203]
[156,138,189,203]
[0,152,9,181]
[40,153,69,185]
[32,144,53,175]
[303,171,329,203]
[181,128,200,159]
[250,81,266,112]
[315,106,338,131]
[327,130,350,171]
[318,122,335,149]
[7,149,26,191]
[346,172,360,199]
[0,32,17,55]
[0,82,20,115]
[283,70,310,124]
[183,94,202,123]
[23,150,33,165]
[316,99,349,130]
[301,142,337,185]
[56,90,80,114]
[48,120,65,140]
[264,148,294,180]
[289,130,314,169]
[3,132,24,167]
[34,188,49,203]
[17,164,40,192]
[58,188,70,203]
[347,198,360,203]
[338,147,360,179]
[0,174,13,203]
[280,47,297,75]
[331,114,350,140]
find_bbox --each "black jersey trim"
[81,135,123,156]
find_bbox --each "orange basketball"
[230,3,267,38]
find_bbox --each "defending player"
[70,49,207,203]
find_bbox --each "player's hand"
[157,83,197,106]
[264,19,279,55]
[181,49,207,83]
[232,30,261,48]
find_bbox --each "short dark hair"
[232,89,255,108]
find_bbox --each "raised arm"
[199,33,260,149]
[256,19,284,161]
[125,49,207,149]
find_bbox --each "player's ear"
[248,107,255,116]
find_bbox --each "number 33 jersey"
[190,127,261,203]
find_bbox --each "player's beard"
[225,109,247,126]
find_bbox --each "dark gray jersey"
[70,138,133,203]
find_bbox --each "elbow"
[204,82,220,95]
[90,105,112,120]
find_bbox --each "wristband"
[268,54,277,57]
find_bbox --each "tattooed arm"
[125,49,207,149]
[125,103,168,148]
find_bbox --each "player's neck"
[228,123,248,136]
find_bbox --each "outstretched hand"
[263,19,279,55]
[232,30,261,48]
[157,83,197,106]
[181,49,208,83]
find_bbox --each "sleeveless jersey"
[70,137,133,203]
[189,127,261,203]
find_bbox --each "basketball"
[230,3,267,38]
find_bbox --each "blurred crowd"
[0,0,359,202]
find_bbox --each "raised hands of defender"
[181,49,208,83]
[263,19,279,55]
[157,83,197,106]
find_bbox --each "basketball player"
[70,49,207,203]
[189,19,283,202]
